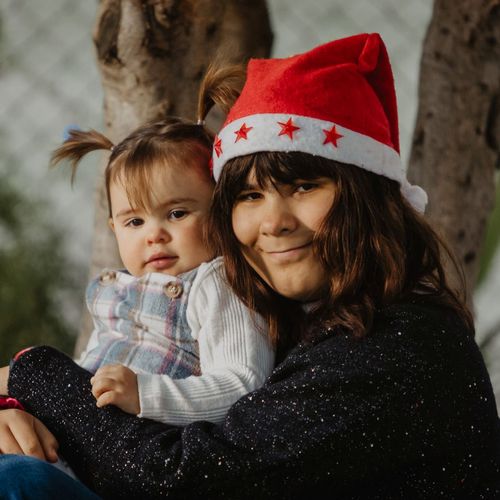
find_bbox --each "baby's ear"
[108,218,115,233]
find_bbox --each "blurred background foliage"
[0,6,83,366]
[0,168,77,365]
[477,175,500,288]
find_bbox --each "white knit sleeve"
[136,258,275,426]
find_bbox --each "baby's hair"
[52,61,246,202]
[51,129,114,185]
[51,117,215,217]
[197,63,246,124]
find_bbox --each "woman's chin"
[265,271,327,303]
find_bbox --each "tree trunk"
[75,0,272,357]
[407,0,500,308]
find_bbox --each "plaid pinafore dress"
[78,267,200,379]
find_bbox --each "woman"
[0,33,499,499]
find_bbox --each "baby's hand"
[90,364,140,415]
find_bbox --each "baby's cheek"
[184,223,214,261]
[184,220,206,245]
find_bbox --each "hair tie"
[197,119,205,126]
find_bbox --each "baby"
[52,117,274,426]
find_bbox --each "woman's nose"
[260,197,298,236]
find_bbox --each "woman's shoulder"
[374,295,472,341]
[367,296,477,366]
[275,296,498,443]
[293,296,481,388]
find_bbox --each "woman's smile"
[264,242,313,263]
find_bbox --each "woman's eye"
[169,210,188,220]
[237,192,262,201]
[296,183,318,193]
[125,218,144,227]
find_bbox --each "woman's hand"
[0,409,59,462]
[90,364,140,415]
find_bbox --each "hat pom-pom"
[401,182,428,214]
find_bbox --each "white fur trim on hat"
[212,113,427,213]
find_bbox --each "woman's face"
[232,172,336,302]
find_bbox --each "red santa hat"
[212,33,427,213]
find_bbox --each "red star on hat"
[323,125,343,147]
[278,118,300,140]
[214,136,223,158]
[234,123,253,143]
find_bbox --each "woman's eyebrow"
[240,182,259,191]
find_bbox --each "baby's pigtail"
[50,129,114,184]
[197,63,246,124]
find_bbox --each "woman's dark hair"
[51,117,215,216]
[199,63,473,356]
[209,151,474,356]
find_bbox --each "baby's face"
[109,163,214,277]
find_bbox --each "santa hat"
[212,33,427,213]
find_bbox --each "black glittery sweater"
[8,298,500,499]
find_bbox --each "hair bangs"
[110,140,212,213]
[110,153,162,212]
[221,152,342,208]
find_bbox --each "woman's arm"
[0,366,59,462]
[7,302,500,499]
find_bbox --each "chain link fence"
[1,0,499,406]
[0,0,102,270]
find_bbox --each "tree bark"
[75,0,272,357]
[408,0,500,308]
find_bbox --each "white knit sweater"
[134,258,275,426]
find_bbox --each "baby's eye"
[125,218,144,227]
[169,209,188,220]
